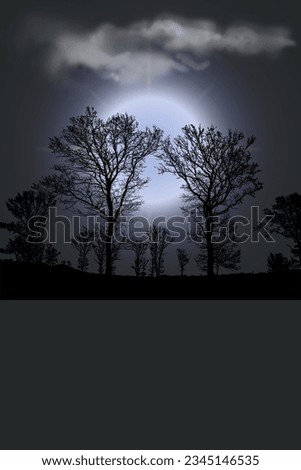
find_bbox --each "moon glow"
[104,90,203,212]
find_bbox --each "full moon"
[103,90,203,214]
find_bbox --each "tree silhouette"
[44,244,60,266]
[148,225,172,277]
[267,252,291,273]
[0,189,56,263]
[130,239,149,277]
[193,214,241,275]
[264,193,301,268]
[92,227,106,274]
[159,125,261,276]
[177,248,190,276]
[71,228,94,272]
[195,241,240,275]
[92,226,122,275]
[40,107,162,275]
[60,259,72,267]
[110,239,121,275]
[213,242,240,275]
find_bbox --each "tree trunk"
[207,236,214,276]
[206,215,214,277]
[105,221,114,276]
[297,241,301,266]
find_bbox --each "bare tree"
[92,226,121,274]
[93,237,106,274]
[148,225,172,277]
[264,193,301,268]
[131,239,149,277]
[110,239,121,275]
[195,241,240,275]
[159,125,262,276]
[60,260,72,267]
[213,243,240,275]
[267,252,291,273]
[71,228,94,272]
[40,107,162,275]
[92,226,106,274]
[193,214,241,275]
[0,189,56,263]
[177,248,190,276]
[44,244,60,266]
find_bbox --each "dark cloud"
[26,16,296,83]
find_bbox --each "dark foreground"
[1,259,300,300]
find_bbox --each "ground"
[1,259,300,300]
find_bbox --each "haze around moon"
[104,89,205,214]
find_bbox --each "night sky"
[1,0,300,274]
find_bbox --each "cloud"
[27,16,296,83]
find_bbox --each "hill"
[0,259,300,300]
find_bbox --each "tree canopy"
[159,125,262,275]
[0,189,56,263]
[40,107,162,275]
[265,193,301,267]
